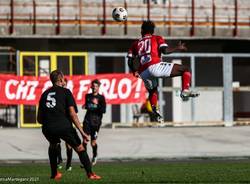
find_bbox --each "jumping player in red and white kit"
[127,20,199,122]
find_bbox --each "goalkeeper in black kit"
[83,79,106,166]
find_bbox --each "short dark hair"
[50,70,64,85]
[141,20,155,35]
[91,79,101,86]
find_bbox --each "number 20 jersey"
[127,34,168,74]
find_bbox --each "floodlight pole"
[233,0,238,36]
[79,0,82,35]
[56,0,61,35]
[190,0,195,36]
[147,0,150,20]
[102,0,106,35]
[124,0,127,35]
[9,0,14,34]
[212,0,216,36]
[168,0,172,36]
[33,0,36,34]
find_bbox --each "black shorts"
[83,120,101,140]
[42,127,81,148]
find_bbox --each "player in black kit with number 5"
[37,70,101,180]
[83,79,106,166]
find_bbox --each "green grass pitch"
[1,160,250,183]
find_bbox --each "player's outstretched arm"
[69,106,90,141]
[160,41,187,55]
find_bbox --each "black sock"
[66,147,73,169]
[78,150,92,174]
[49,145,58,178]
[57,144,62,164]
[92,144,98,158]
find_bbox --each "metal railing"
[0,0,249,36]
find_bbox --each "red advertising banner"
[0,74,146,105]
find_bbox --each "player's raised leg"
[170,64,199,101]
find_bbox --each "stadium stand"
[0,0,249,37]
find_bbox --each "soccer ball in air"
[112,7,128,22]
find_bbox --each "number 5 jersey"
[38,86,77,129]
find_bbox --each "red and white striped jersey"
[127,34,168,73]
